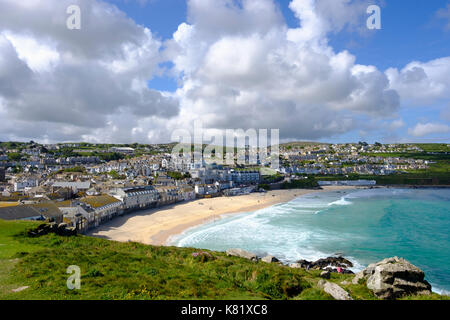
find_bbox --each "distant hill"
[279,141,330,148]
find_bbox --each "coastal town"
[0,140,444,234]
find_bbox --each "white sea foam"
[174,188,450,293]
[328,197,352,206]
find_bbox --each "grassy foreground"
[0,220,447,300]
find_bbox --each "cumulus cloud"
[0,0,448,144]
[408,122,450,137]
[166,0,399,142]
[0,0,179,143]
[386,57,450,106]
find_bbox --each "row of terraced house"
[58,185,195,233]
[0,185,195,234]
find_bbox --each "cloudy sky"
[0,0,449,144]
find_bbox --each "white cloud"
[0,0,179,143]
[0,0,448,144]
[408,122,450,137]
[386,57,450,106]
[167,0,399,142]
[3,32,60,72]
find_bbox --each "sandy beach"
[87,186,359,246]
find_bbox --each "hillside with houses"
[0,141,448,233]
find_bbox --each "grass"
[414,144,450,153]
[0,220,448,300]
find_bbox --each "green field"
[319,150,450,185]
[0,220,447,300]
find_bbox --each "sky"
[0,0,449,144]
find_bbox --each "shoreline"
[87,186,360,246]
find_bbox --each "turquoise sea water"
[173,188,450,293]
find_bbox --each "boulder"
[352,271,366,285]
[296,259,312,269]
[313,256,354,269]
[261,255,279,263]
[11,286,29,293]
[289,263,301,269]
[320,270,331,279]
[295,256,353,271]
[226,249,258,261]
[318,280,353,300]
[363,257,432,299]
[65,227,77,236]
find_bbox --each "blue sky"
[102,0,449,143]
[108,0,450,89]
[0,0,448,144]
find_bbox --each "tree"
[8,153,22,161]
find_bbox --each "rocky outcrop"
[354,257,432,299]
[295,256,354,274]
[261,255,279,263]
[318,280,353,300]
[27,223,77,237]
[226,249,258,261]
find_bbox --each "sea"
[171,187,450,294]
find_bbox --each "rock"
[65,227,77,236]
[289,263,301,269]
[352,271,366,285]
[12,286,29,293]
[312,256,354,269]
[28,223,77,238]
[297,259,312,269]
[58,223,68,229]
[318,280,353,300]
[261,255,279,263]
[295,256,354,272]
[338,268,354,275]
[320,271,331,279]
[365,257,432,299]
[226,249,258,261]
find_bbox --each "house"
[0,202,63,223]
[223,186,256,196]
[318,180,376,186]
[13,178,39,192]
[194,184,220,197]
[179,186,196,201]
[79,195,124,223]
[154,186,181,206]
[155,175,176,186]
[52,181,91,193]
[108,186,158,211]
[59,205,93,233]
[230,170,260,185]
[110,147,135,154]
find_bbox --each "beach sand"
[87,186,359,246]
